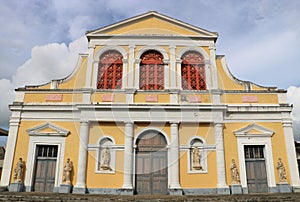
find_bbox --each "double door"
[33,145,58,192]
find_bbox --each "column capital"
[135,59,141,64]
[169,45,176,50]
[129,45,136,49]
[209,45,216,51]
[214,122,224,127]
[170,121,180,125]
[124,121,134,125]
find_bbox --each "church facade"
[1,11,300,195]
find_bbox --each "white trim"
[177,47,209,61]
[136,46,169,60]
[187,137,208,174]
[0,113,21,187]
[92,46,128,89]
[24,136,66,190]
[95,136,116,174]
[234,123,274,137]
[26,122,70,137]
[235,124,276,190]
[134,127,170,146]
[93,46,128,61]
[86,11,218,39]
[176,47,210,90]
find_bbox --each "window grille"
[139,50,164,90]
[181,51,206,90]
[97,50,123,89]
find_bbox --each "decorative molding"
[26,122,70,137]
[234,123,274,137]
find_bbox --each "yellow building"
[1,11,299,195]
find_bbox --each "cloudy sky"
[1,0,300,144]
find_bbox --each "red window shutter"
[181,51,206,90]
[139,50,164,90]
[97,51,123,90]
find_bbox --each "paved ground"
[0,192,300,202]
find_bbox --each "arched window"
[181,51,206,90]
[97,50,123,89]
[139,50,164,90]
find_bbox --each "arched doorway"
[135,131,168,195]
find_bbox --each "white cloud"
[0,37,87,128]
[287,86,300,140]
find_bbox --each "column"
[214,122,230,194]
[169,122,182,195]
[134,59,141,89]
[176,60,182,90]
[127,45,135,89]
[164,60,170,89]
[282,121,300,190]
[73,121,89,194]
[0,112,21,188]
[169,46,177,89]
[121,122,134,195]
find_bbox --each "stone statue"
[63,158,73,184]
[13,157,24,183]
[100,147,111,171]
[230,159,240,184]
[192,147,202,170]
[277,158,287,183]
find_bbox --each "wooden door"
[33,145,58,192]
[245,145,268,193]
[135,132,168,195]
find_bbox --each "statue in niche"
[192,147,202,170]
[230,159,240,184]
[13,157,24,183]
[63,158,73,184]
[100,147,112,171]
[277,158,287,183]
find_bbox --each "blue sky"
[1,0,300,144]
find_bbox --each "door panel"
[33,145,58,192]
[245,146,268,193]
[135,132,168,195]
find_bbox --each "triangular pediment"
[87,11,218,39]
[234,123,274,137]
[27,122,70,137]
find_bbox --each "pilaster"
[282,120,300,190]
[214,122,230,194]
[121,122,134,194]
[0,111,21,188]
[169,122,182,195]
[73,121,89,194]
[127,45,135,88]
[209,46,219,90]
[169,45,177,89]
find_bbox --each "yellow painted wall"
[58,57,88,89]
[221,93,278,104]
[223,122,290,185]
[91,92,126,103]
[86,150,124,188]
[23,93,83,103]
[134,123,170,140]
[179,150,217,188]
[178,123,217,188]
[10,121,81,185]
[134,93,170,103]
[103,17,200,36]
[216,58,244,90]
[89,122,125,145]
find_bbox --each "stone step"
[0,192,299,202]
